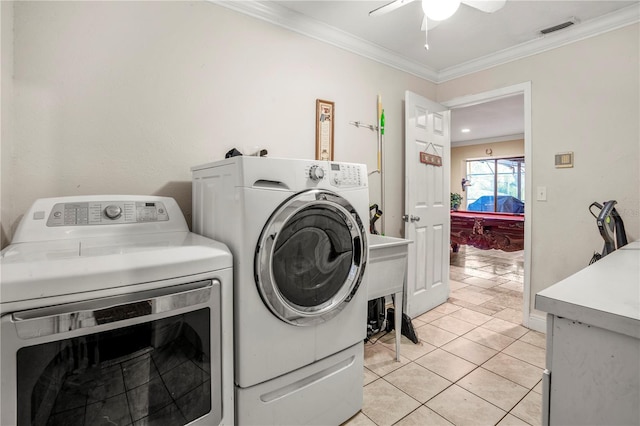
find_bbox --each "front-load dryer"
[0,196,233,426]
[192,157,369,425]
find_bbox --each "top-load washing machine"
[0,195,234,426]
[192,156,369,425]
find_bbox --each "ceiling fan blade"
[461,0,506,13]
[369,0,418,17]
[420,15,443,32]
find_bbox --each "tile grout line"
[369,343,539,424]
[362,247,535,426]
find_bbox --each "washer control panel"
[308,164,325,181]
[304,162,366,188]
[328,162,364,188]
[46,201,169,226]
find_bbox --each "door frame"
[442,82,540,332]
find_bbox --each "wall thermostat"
[555,152,574,168]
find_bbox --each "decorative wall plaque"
[316,99,334,161]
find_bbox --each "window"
[466,157,525,213]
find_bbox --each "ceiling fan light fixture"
[421,0,461,21]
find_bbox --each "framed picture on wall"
[315,99,334,161]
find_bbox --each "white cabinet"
[535,243,640,425]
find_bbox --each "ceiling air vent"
[540,17,579,35]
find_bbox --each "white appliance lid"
[1,232,232,304]
[1,196,232,305]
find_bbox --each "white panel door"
[404,91,451,318]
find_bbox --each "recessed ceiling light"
[461,128,470,133]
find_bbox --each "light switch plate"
[537,186,547,201]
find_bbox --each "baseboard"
[527,313,546,333]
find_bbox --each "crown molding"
[438,3,640,82]
[211,1,639,84]
[211,0,440,82]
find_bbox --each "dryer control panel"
[11,196,188,244]
[46,201,169,226]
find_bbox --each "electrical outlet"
[536,186,547,201]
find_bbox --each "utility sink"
[367,234,412,300]
[367,234,412,361]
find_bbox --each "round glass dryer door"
[255,189,367,326]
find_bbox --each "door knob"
[402,214,421,223]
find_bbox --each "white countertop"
[535,242,640,339]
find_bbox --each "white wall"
[438,24,640,315]
[1,1,14,248]
[2,2,639,318]
[1,1,436,246]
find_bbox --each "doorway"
[443,82,535,330]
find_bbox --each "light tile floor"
[345,246,544,426]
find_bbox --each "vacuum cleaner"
[366,301,419,344]
[369,204,383,235]
[366,297,386,339]
[385,307,419,344]
[588,200,628,264]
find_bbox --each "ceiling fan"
[370,0,507,49]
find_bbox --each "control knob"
[309,165,325,181]
[104,204,122,220]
